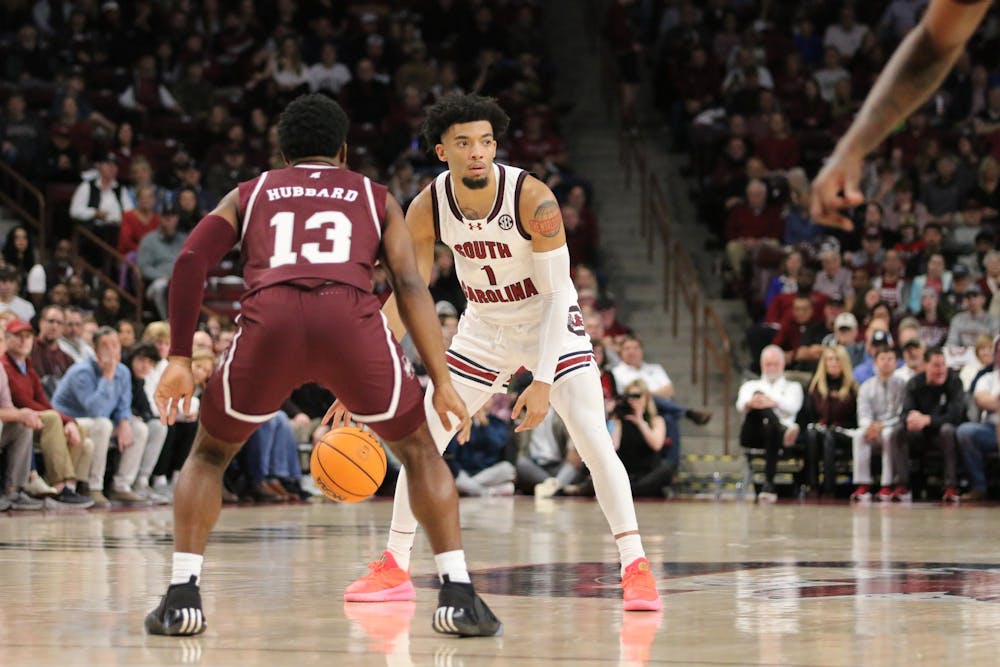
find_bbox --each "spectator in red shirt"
[30,305,76,396]
[509,111,567,168]
[117,184,161,256]
[756,112,801,171]
[2,319,92,506]
[562,205,599,268]
[725,179,783,283]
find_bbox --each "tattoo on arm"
[529,200,561,237]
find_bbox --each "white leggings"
[389,365,640,540]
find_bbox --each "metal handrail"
[0,161,46,255]
[703,305,733,453]
[671,241,700,384]
[71,225,145,314]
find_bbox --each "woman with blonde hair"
[610,379,673,497]
[806,345,859,496]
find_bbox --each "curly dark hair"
[277,93,350,162]
[422,93,510,148]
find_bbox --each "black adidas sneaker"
[432,577,503,637]
[144,576,208,636]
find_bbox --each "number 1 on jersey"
[481,264,497,286]
[269,211,354,268]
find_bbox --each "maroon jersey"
[237,163,387,296]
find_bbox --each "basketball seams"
[312,427,387,502]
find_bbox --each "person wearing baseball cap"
[69,148,134,270]
[946,282,997,347]
[823,312,867,367]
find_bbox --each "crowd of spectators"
[0,1,701,509]
[610,0,1000,500]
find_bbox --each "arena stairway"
[547,0,754,497]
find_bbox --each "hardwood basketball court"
[1,497,996,666]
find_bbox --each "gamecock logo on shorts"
[497,214,514,231]
[566,305,586,336]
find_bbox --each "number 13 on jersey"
[269,211,354,267]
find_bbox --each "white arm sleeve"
[531,245,576,385]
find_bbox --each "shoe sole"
[144,609,207,636]
[344,579,416,603]
[624,597,663,612]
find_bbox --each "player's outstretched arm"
[811,0,990,228]
[511,176,573,433]
[155,189,239,425]
[381,193,471,443]
[380,187,437,341]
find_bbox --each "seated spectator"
[852,345,905,502]
[946,285,996,348]
[772,294,829,379]
[282,383,335,447]
[3,319,93,507]
[823,6,870,61]
[942,263,976,319]
[956,336,1000,502]
[137,207,187,319]
[609,379,673,497]
[125,157,170,214]
[0,265,35,323]
[815,244,855,311]
[724,179,783,285]
[850,227,887,276]
[782,174,822,247]
[921,155,965,224]
[117,184,161,256]
[883,184,929,237]
[0,327,43,510]
[823,312,866,367]
[52,327,150,506]
[895,327,928,383]
[907,225,946,278]
[763,267,825,328]
[59,306,96,362]
[125,342,170,504]
[515,407,581,497]
[448,397,516,497]
[764,250,803,310]
[30,305,75,395]
[118,54,182,115]
[853,324,893,385]
[814,47,850,102]
[914,288,950,348]
[307,42,352,95]
[2,226,46,307]
[93,288,132,327]
[889,347,963,502]
[41,238,74,292]
[960,334,994,390]
[756,112,800,171]
[736,345,805,502]
[69,153,134,266]
[804,345,858,496]
[117,319,140,348]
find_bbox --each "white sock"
[616,534,645,575]
[171,552,204,586]
[387,528,414,571]
[434,550,471,584]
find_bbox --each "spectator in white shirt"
[823,6,870,60]
[0,266,35,323]
[736,345,804,502]
[69,153,134,271]
[307,43,352,95]
[814,47,850,102]
[611,335,712,425]
[957,335,1000,501]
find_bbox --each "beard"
[461,175,489,189]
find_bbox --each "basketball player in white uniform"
[332,94,661,613]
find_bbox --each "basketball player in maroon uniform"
[145,94,502,638]
[812,0,990,227]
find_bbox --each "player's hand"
[810,150,864,232]
[155,358,195,426]
[432,382,472,444]
[322,399,352,428]
[512,380,551,433]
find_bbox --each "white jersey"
[433,163,571,326]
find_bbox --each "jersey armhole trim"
[430,180,441,242]
[513,170,531,241]
[485,164,506,223]
[240,172,269,243]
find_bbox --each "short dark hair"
[872,345,896,359]
[277,93,349,162]
[422,94,510,148]
[128,341,161,364]
[0,266,20,283]
[925,346,945,362]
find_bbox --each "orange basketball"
[311,426,387,502]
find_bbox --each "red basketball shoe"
[344,551,416,602]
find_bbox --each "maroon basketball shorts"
[200,283,425,443]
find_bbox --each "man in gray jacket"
[852,345,906,502]
[137,206,187,319]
